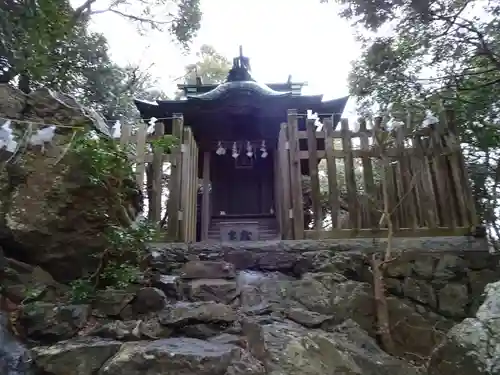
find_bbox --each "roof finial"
[226,45,253,82]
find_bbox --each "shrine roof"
[178,81,307,96]
[134,47,349,121]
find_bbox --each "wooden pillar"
[166,114,184,240]
[134,122,147,188]
[288,109,304,239]
[151,120,165,223]
[201,151,211,241]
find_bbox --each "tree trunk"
[371,254,395,354]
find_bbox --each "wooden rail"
[276,110,478,240]
[121,116,198,242]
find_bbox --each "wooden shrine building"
[134,48,478,243]
[135,49,348,241]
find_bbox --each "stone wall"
[148,237,497,361]
[6,236,497,375]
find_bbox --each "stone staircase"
[207,216,280,242]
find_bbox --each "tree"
[326,0,500,244]
[0,0,201,92]
[183,44,232,84]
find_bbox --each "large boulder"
[97,338,265,375]
[18,302,90,342]
[242,318,421,375]
[0,84,141,281]
[428,281,500,375]
[31,337,122,375]
[0,312,33,375]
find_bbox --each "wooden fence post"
[287,109,304,239]
[323,117,340,229]
[166,114,184,241]
[278,123,292,239]
[341,119,359,231]
[151,121,165,224]
[306,118,322,233]
[134,122,147,189]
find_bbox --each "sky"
[80,0,360,114]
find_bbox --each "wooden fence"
[120,114,198,242]
[275,109,478,240]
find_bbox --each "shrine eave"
[134,95,349,121]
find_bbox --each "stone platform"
[148,236,490,274]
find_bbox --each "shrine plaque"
[219,221,259,241]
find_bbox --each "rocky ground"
[1,238,499,375]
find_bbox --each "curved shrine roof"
[134,48,349,122]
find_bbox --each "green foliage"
[0,0,74,83]
[68,220,161,303]
[71,133,133,189]
[149,135,179,153]
[65,133,165,302]
[329,0,500,244]
[184,44,232,84]
[68,279,95,304]
[1,0,200,108]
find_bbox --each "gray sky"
[82,0,359,104]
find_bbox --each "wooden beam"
[304,227,476,239]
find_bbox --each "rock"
[131,287,166,314]
[385,256,412,278]
[316,251,365,280]
[403,277,438,308]
[412,257,436,279]
[146,243,191,273]
[429,281,500,375]
[158,301,237,326]
[238,271,294,313]
[180,323,229,339]
[209,333,247,348]
[288,278,332,313]
[19,303,89,342]
[0,84,140,282]
[434,254,466,279]
[151,274,180,298]
[222,249,258,270]
[437,283,468,318]
[32,337,122,375]
[179,260,236,279]
[1,257,66,304]
[468,269,499,314]
[97,338,264,375]
[257,251,298,271]
[92,289,134,317]
[0,312,32,375]
[86,318,171,340]
[285,307,333,328]
[243,318,420,375]
[184,278,239,304]
[241,301,272,316]
[291,278,375,335]
[387,296,451,361]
